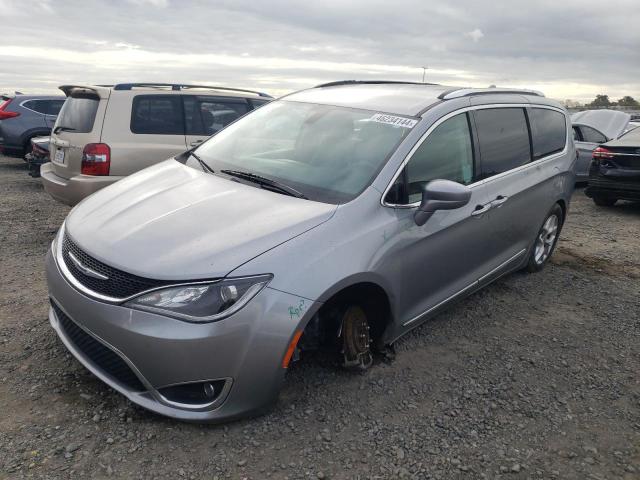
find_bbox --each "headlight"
[125,275,272,323]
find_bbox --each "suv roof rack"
[111,83,273,98]
[439,87,544,100]
[314,80,439,88]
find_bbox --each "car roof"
[282,81,550,117]
[58,83,272,100]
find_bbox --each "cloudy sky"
[1,0,638,103]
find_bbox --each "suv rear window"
[56,97,100,133]
[131,95,184,135]
[529,108,566,158]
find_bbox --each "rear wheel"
[592,196,617,207]
[526,204,563,272]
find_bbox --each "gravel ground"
[0,154,639,480]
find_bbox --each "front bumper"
[46,248,318,422]
[41,163,122,206]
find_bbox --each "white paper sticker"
[369,113,418,129]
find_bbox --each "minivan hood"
[65,160,337,280]
[571,110,630,141]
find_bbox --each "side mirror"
[414,179,472,226]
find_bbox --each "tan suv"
[41,83,272,205]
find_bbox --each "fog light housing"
[158,380,227,406]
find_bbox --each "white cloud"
[465,28,484,43]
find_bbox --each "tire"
[339,304,373,371]
[592,196,617,207]
[526,203,564,273]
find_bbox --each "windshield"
[193,100,415,203]
[55,96,99,133]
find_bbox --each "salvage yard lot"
[0,154,639,479]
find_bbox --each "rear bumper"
[41,162,122,206]
[585,176,640,201]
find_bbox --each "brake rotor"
[341,305,373,370]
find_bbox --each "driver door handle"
[471,203,492,217]
[491,195,509,207]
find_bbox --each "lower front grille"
[51,300,146,392]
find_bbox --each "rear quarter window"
[56,97,100,133]
[131,95,184,135]
[529,108,567,158]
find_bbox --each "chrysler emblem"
[68,251,109,280]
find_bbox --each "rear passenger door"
[473,106,567,284]
[184,96,250,148]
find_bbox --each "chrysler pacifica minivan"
[46,81,575,421]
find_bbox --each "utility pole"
[422,66,428,83]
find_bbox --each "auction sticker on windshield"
[369,113,418,128]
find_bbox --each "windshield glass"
[193,101,415,203]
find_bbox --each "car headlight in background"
[125,275,272,323]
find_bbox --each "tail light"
[81,143,110,175]
[592,147,614,160]
[0,99,20,120]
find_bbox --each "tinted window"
[184,97,249,136]
[529,108,566,158]
[475,108,531,178]
[22,100,48,114]
[47,100,64,116]
[580,125,607,144]
[404,113,475,204]
[55,97,99,133]
[131,95,184,135]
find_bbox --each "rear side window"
[131,95,184,135]
[47,100,64,116]
[22,100,48,114]
[529,108,566,158]
[474,108,531,178]
[55,97,100,133]
[404,113,475,203]
[580,125,607,144]
[184,96,249,136]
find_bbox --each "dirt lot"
[0,154,639,480]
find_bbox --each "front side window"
[474,108,531,178]
[184,97,249,136]
[529,108,567,158]
[192,101,414,204]
[131,95,184,135]
[401,113,475,204]
[580,125,607,144]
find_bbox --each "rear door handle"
[491,195,509,207]
[471,203,492,216]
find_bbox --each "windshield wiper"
[53,126,76,134]
[189,151,215,174]
[220,169,307,199]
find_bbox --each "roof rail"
[439,87,544,100]
[314,80,439,88]
[111,83,273,98]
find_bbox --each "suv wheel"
[340,304,373,371]
[592,196,617,207]
[526,204,563,272]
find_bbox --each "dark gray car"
[0,93,65,156]
[46,82,575,422]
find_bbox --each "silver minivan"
[46,81,575,422]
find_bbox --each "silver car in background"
[571,109,631,180]
[46,81,575,422]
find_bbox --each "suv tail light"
[0,99,20,120]
[592,147,614,160]
[81,143,110,175]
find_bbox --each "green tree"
[589,94,613,107]
[617,96,640,107]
